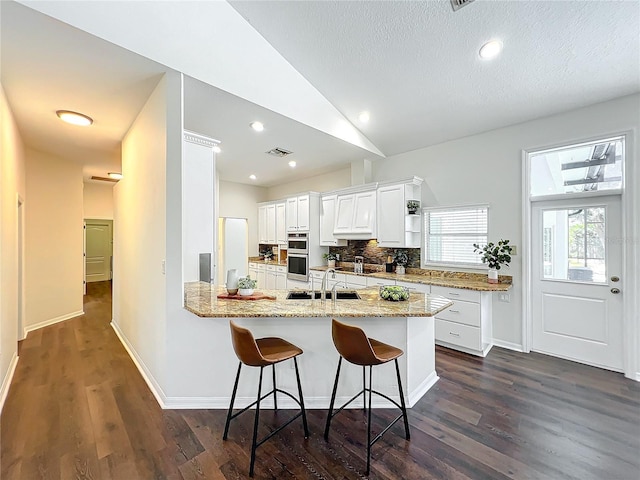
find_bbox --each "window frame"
[422,203,489,270]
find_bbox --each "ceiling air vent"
[266,147,293,157]
[450,0,474,11]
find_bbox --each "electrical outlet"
[161,260,166,275]
[336,253,340,261]
[511,246,517,256]
[499,293,510,303]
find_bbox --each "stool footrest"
[227,387,304,423]
[370,413,404,448]
[256,411,305,448]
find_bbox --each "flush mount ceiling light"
[479,40,503,60]
[288,160,297,168]
[108,172,123,180]
[213,145,222,153]
[250,121,264,132]
[56,110,93,126]
[358,111,370,123]
[249,174,257,180]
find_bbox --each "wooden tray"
[217,292,276,301]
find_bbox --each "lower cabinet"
[396,279,430,295]
[266,264,287,290]
[431,285,493,357]
[345,274,368,290]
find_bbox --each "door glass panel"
[542,207,606,283]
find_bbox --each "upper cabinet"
[287,194,310,231]
[258,204,268,243]
[320,194,347,246]
[258,201,286,244]
[376,177,423,248]
[275,201,287,244]
[333,188,376,239]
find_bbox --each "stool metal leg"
[293,357,309,437]
[272,364,278,410]
[363,366,366,412]
[395,358,410,440]
[366,365,373,476]
[223,362,242,440]
[324,356,343,440]
[249,366,264,477]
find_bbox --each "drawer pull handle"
[448,309,460,313]
[448,292,460,296]
[449,332,460,337]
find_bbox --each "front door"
[85,220,112,283]
[531,195,623,371]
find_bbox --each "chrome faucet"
[331,281,345,307]
[321,268,336,303]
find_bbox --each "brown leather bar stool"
[223,321,309,477]
[324,319,410,475]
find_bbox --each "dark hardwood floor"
[2,281,639,479]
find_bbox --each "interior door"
[531,195,623,371]
[85,220,112,283]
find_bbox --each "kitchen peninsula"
[185,282,452,408]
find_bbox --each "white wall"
[219,180,267,256]
[373,94,640,359]
[113,75,169,399]
[266,166,351,200]
[24,148,84,331]
[83,182,114,219]
[0,84,26,409]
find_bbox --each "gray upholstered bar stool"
[324,318,410,475]
[223,321,309,477]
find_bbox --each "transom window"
[423,205,488,268]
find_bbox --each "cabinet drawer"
[276,266,286,274]
[345,274,368,288]
[367,277,395,287]
[431,285,480,303]
[266,265,276,272]
[435,319,481,351]
[396,280,430,294]
[436,300,480,327]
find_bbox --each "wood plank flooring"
[2,281,639,479]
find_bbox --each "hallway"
[1,282,639,479]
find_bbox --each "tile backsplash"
[329,240,420,268]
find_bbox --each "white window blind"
[423,205,488,267]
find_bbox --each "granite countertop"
[310,265,512,292]
[248,257,286,267]
[184,282,453,318]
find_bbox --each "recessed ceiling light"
[479,40,503,60]
[108,172,123,180]
[358,111,370,123]
[249,174,257,180]
[213,145,221,153]
[56,110,93,126]
[250,121,264,132]
[288,160,297,168]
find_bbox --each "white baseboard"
[492,339,525,352]
[24,310,84,334]
[110,320,167,408]
[632,372,640,382]
[408,371,439,407]
[0,353,19,414]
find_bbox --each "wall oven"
[287,233,309,281]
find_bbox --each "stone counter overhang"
[310,266,513,292]
[184,282,453,318]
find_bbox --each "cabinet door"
[275,272,287,290]
[275,202,287,244]
[256,267,267,290]
[334,194,355,234]
[266,204,276,243]
[258,205,268,243]
[320,195,338,245]
[352,191,376,235]
[286,197,298,231]
[297,195,310,231]
[266,271,277,290]
[377,185,404,247]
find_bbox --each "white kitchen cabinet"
[334,189,376,239]
[320,194,347,246]
[287,278,310,290]
[344,274,368,290]
[266,265,287,290]
[275,265,287,290]
[396,279,430,295]
[376,177,423,248]
[431,285,493,357]
[258,204,268,244]
[310,270,346,291]
[248,262,259,284]
[367,276,395,288]
[286,194,311,231]
[275,202,287,244]
[255,263,267,290]
[266,204,276,243]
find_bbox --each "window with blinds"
[423,205,488,267]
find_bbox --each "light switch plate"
[499,293,510,303]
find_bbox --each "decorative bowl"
[238,288,254,296]
[379,285,409,302]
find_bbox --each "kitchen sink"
[286,290,361,300]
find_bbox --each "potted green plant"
[323,252,338,268]
[262,249,274,263]
[473,239,513,283]
[393,249,408,275]
[238,276,257,296]
[407,200,420,215]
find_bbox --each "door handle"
[611,276,620,282]
[611,288,620,294]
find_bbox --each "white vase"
[238,288,254,296]
[328,259,336,269]
[488,268,498,284]
[396,265,406,275]
[226,269,239,294]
